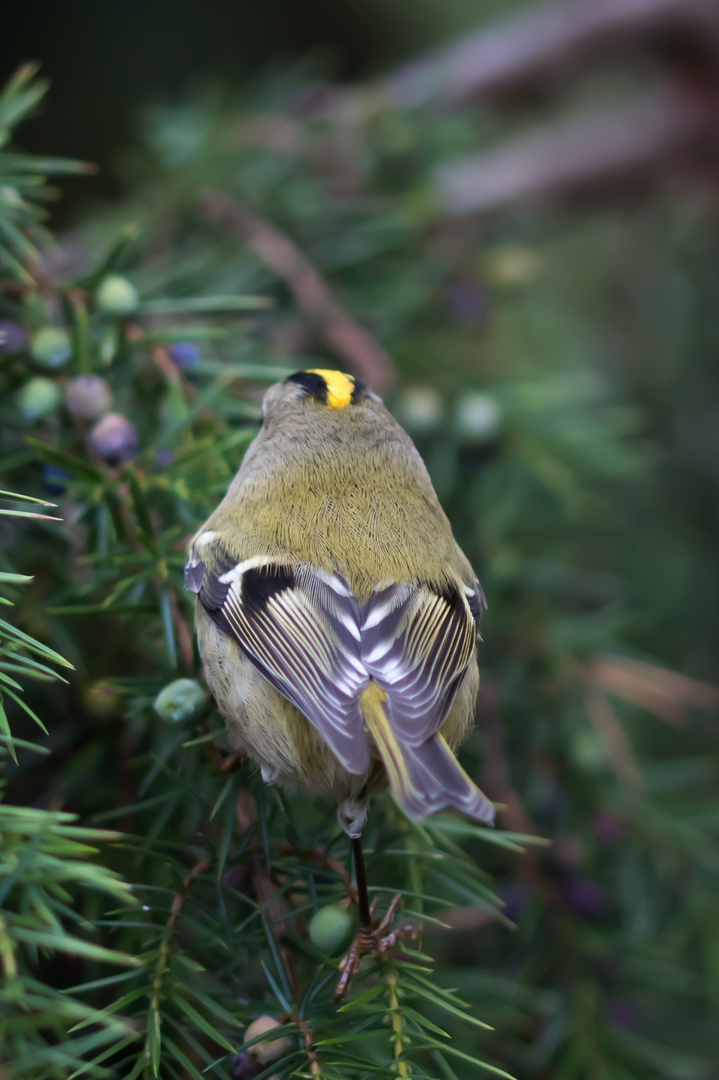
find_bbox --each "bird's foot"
[334,894,418,1003]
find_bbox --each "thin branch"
[435,89,719,217]
[143,858,211,1068]
[167,858,212,931]
[375,0,719,110]
[294,1014,322,1078]
[200,189,394,394]
[588,654,719,724]
[585,688,643,791]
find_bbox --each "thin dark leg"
[336,839,417,1003]
[351,835,373,935]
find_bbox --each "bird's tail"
[360,683,495,826]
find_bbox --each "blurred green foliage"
[1,40,718,1080]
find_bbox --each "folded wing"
[186,540,485,801]
[361,579,481,745]
[187,544,370,774]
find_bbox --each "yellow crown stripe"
[308,369,355,409]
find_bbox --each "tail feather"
[361,685,495,826]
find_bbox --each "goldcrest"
[185,369,493,837]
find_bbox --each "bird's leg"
[334,835,418,1004]
[352,835,374,942]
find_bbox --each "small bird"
[185,369,494,989]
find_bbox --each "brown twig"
[375,0,719,110]
[168,858,212,930]
[585,687,643,791]
[144,857,211,1069]
[200,189,394,394]
[587,654,719,724]
[294,1014,322,1077]
[435,88,719,217]
[581,651,718,793]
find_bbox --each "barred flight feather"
[186,539,491,821]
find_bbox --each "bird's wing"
[185,542,370,775]
[360,578,483,745]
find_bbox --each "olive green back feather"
[201,393,473,601]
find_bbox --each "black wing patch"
[464,579,487,626]
[241,564,296,617]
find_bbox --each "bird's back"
[203,399,469,600]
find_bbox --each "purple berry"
[231,1052,257,1078]
[168,342,200,370]
[566,877,605,921]
[65,375,112,420]
[87,413,139,466]
[155,448,174,468]
[42,464,70,496]
[0,321,28,354]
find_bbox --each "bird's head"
[261,369,380,423]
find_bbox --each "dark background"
[4,0,534,213]
[4,0,371,208]
[5,0,503,211]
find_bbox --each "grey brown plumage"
[186,369,494,834]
